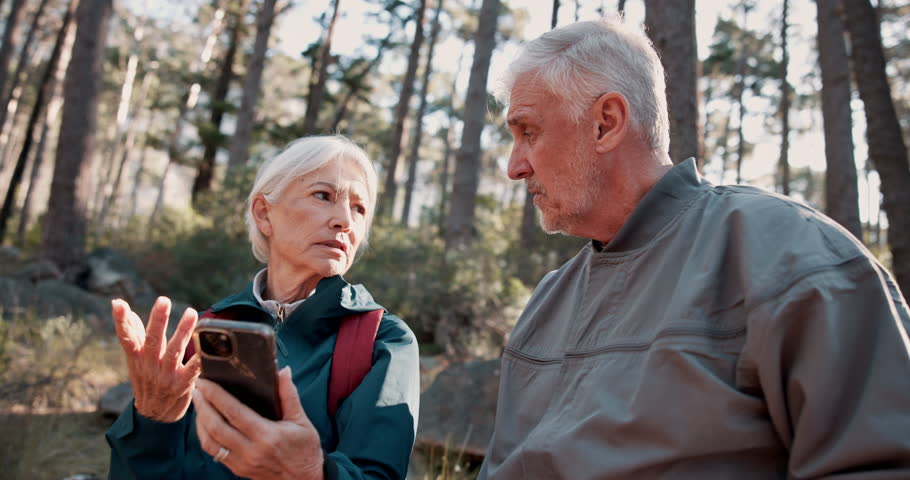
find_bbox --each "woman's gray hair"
[245,135,379,263]
[495,17,670,154]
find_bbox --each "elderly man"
[478,18,910,479]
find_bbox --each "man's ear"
[251,194,273,237]
[590,92,630,154]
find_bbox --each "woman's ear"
[251,194,273,237]
[590,92,630,154]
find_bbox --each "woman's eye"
[353,204,366,215]
[314,191,330,201]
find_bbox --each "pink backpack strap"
[328,309,384,417]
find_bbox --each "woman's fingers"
[277,367,309,425]
[142,296,171,359]
[164,307,198,370]
[196,378,267,437]
[193,387,252,455]
[111,299,145,355]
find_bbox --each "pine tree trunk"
[645,0,702,166]
[301,0,341,135]
[40,0,112,271]
[0,0,75,242]
[192,0,248,204]
[378,0,427,220]
[778,0,791,196]
[0,0,26,109]
[0,0,51,145]
[842,0,910,294]
[444,0,500,250]
[226,0,278,177]
[401,0,443,225]
[437,48,465,233]
[816,0,862,239]
[551,0,559,27]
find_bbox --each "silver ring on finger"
[213,446,230,463]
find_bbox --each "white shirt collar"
[251,268,313,322]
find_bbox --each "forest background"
[0,0,908,478]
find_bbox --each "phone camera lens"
[199,331,233,358]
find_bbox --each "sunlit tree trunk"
[226,0,278,177]
[401,0,443,225]
[378,0,427,220]
[445,0,500,249]
[842,0,910,294]
[301,0,341,135]
[645,0,702,167]
[150,5,226,228]
[0,0,51,149]
[0,0,75,243]
[816,0,862,239]
[0,0,26,113]
[41,0,112,271]
[192,0,249,204]
[778,0,791,196]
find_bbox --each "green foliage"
[348,222,529,358]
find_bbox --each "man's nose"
[507,145,531,180]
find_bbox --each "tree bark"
[401,0,443,225]
[226,0,278,177]
[842,0,910,294]
[378,0,427,220]
[0,0,74,243]
[778,0,791,196]
[644,0,702,167]
[0,0,26,111]
[437,47,465,233]
[192,0,249,204]
[0,0,51,146]
[444,0,500,250]
[300,0,341,135]
[40,0,112,271]
[816,0,862,239]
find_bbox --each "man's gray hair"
[244,135,379,263]
[496,17,669,154]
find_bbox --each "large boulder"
[416,359,500,459]
[0,276,112,330]
[98,381,133,418]
[81,248,155,302]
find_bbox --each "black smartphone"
[193,319,281,421]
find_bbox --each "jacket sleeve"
[741,255,910,478]
[106,402,237,480]
[325,313,421,480]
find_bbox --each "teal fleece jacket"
[106,275,420,480]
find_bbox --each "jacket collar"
[595,158,710,254]
[210,275,384,337]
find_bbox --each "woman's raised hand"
[111,297,202,423]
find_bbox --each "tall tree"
[816,0,862,239]
[329,29,397,131]
[842,0,910,294]
[226,0,278,177]
[645,0,702,167]
[445,0,500,249]
[0,0,52,145]
[300,0,341,135]
[41,0,113,270]
[777,0,791,196]
[192,0,249,203]
[437,47,465,232]
[378,0,427,219]
[0,0,26,110]
[0,0,74,243]
[551,0,559,28]
[150,5,227,227]
[401,0,443,225]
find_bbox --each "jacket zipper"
[274,304,288,357]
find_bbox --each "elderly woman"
[106,136,420,480]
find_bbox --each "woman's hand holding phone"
[111,297,201,423]
[193,367,324,480]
